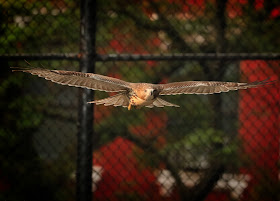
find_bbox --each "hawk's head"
[143,88,159,100]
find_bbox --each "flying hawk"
[11,67,275,110]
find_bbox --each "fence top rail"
[1,52,280,61]
[97,53,280,61]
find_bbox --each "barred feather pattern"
[11,67,276,110]
[12,68,130,92]
[159,79,275,95]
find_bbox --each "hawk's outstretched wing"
[11,67,131,92]
[158,79,274,95]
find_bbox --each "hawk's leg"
[128,102,132,110]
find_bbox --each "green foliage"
[0,0,79,54]
[1,65,76,200]
[0,0,80,199]
[159,128,240,170]
[0,68,52,200]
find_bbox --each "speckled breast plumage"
[128,91,154,110]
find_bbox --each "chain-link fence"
[1,0,280,201]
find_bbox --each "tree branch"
[189,162,225,201]
[123,133,192,200]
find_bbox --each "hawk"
[11,67,275,110]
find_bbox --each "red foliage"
[107,72,123,80]
[169,0,206,14]
[206,191,230,201]
[92,136,237,201]
[254,0,264,10]
[227,0,280,19]
[93,137,159,201]
[270,6,280,18]
[239,61,280,198]
[227,0,247,18]
[94,105,113,124]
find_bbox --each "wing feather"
[114,96,124,106]
[88,93,129,107]
[158,79,275,95]
[145,98,180,108]
[11,67,131,92]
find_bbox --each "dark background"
[0,0,279,201]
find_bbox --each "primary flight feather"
[11,67,275,110]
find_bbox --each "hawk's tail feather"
[88,93,129,107]
[146,98,180,108]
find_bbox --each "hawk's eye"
[144,89,147,92]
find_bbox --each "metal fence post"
[77,0,96,201]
